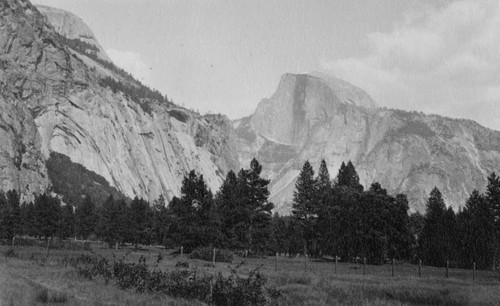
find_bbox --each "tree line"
[1,158,500,270]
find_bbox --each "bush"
[175,261,189,268]
[190,247,234,263]
[212,265,269,306]
[34,288,67,304]
[4,248,17,258]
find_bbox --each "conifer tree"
[59,204,75,239]
[34,193,61,240]
[237,158,274,253]
[335,161,363,191]
[419,187,447,267]
[486,172,500,265]
[464,190,495,269]
[75,196,97,240]
[0,190,21,240]
[292,160,316,220]
[129,197,152,248]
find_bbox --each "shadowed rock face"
[236,73,500,214]
[0,0,239,203]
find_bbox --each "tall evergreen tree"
[129,197,152,248]
[0,190,21,241]
[292,160,316,220]
[34,193,61,240]
[486,172,500,266]
[96,196,128,248]
[464,190,495,269]
[237,158,274,253]
[419,187,447,267]
[335,161,363,191]
[75,196,97,240]
[59,204,75,239]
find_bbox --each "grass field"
[1,242,500,305]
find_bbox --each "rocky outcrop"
[0,0,238,203]
[236,73,500,213]
[36,5,111,63]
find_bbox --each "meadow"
[1,242,500,306]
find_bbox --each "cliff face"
[236,73,500,213]
[3,0,500,212]
[0,0,238,203]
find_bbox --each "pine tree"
[152,195,170,245]
[237,158,274,253]
[75,196,97,240]
[59,204,75,239]
[464,190,495,269]
[129,197,151,248]
[335,161,363,191]
[0,190,21,241]
[419,187,447,267]
[34,193,61,240]
[486,172,500,266]
[215,170,240,248]
[96,196,128,248]
[292,160,316,220]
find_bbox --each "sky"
[32,0,500,130]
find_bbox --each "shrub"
[4,248,16,258]
[175,261,189,268]
[212,265,269,306]
[34,288,67,304]
[190,247,234,263]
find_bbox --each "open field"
[1,243,500,305]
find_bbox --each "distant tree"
[486,172,500,265]
[292,161,316,220]
[215,170,240,248]
[419,187,447,267]
[59,204,75,239]
[34,193,61,240]
[20,201,36,236]
[236,158,274,253]
[75,196,97,240]
[151,195,170,245]
[168,170,219,250]
[129,197,152,248]
[0,190,21,241]
[292,161,317,255]
[463,190,495,269]
[96,196,129,248]
[408,212,425,261]
[335,161,363,192]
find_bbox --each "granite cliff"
[2,0,500,213]
[0,0,238,204]
[235,73,500,213]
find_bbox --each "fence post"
[180,246,183,258]
[363,257,366,275]
[335,255,338,274]
[446,261,449,278]
[46,237,51,258]
[418,260,422,278]
[304,245,307,273]
[473,262,476,282]
[392,258,395,277]
[11,236,15,250]
[275,252,278,271]
[212,248,216,266]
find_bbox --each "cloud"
[322,0,500,130]
[106,48,153,85]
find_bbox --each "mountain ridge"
[1,0,499,214]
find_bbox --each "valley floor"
[1,244,500,305]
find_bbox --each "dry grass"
[1,243,500,305]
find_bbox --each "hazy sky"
[32,0,500,130]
